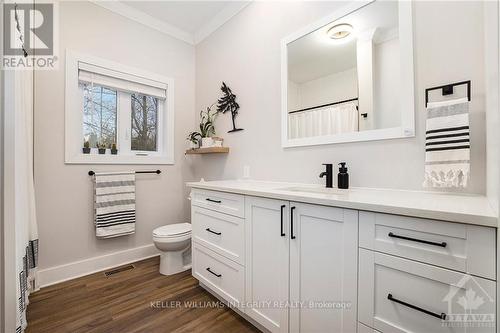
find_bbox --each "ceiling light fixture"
[326,23,353,40]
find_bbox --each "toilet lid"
[153,223,192,238]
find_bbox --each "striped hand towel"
[94,172,136,238]
[424,97,470,188]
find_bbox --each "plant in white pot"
[188,106,219,148]
[186,132,201,149]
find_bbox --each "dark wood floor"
[26,257,260,333]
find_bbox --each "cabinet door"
[290,203,358,333]
[245,197,290,333]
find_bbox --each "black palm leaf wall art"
[217,82,243,133]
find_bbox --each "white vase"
[201,137,214,147]
[188,141,199,149]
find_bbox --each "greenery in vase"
[186,105,219,148]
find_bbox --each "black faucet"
[319,164,333,188]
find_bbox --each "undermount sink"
[278,186,349,195]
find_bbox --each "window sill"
[65,153,174,165]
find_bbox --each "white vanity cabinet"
[289,203,358,333]
[245,197,290,333]
[244,198,358,333]
[189,186,497,333]
[358,212,496,333]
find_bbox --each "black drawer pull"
[388,294,446,320]
[280,205,286,237]
[388,232,447,248]
[290,206,296,239]
[206,198,222,203]
[206,228,222,235]
[206,267,222,278]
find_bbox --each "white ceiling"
[288,1,399,83]
[91,1,251,45]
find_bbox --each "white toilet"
[153,223,192,276]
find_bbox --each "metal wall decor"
[217,82,243,133]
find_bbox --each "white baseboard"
[38,244,159,288]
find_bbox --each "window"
[131,93,158,152]
[65,50,174,164]
[82,83,117,148]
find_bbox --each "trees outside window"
[131,93,158,152]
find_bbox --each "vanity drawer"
[359,212,496,280]
[192,243,244,305]
[192,206,244,264]
[191,189,245,218]
[359,248,496,333]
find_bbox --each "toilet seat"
[153,223,192,238]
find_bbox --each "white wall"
[373,37,400,129]
[195,1,488,194]
[293,68,358,111]
[484,1,499,214]
[34,1,195,272]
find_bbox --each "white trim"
[89,0,194,44]
[89,0,251,45]
[38,244,159,288]
[281,0,416,148]
[194,2,251,44]
[65,49,175,165]
[2,69,18,333]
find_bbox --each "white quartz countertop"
[186,180,498,227]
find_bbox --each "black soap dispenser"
[338,162,349,189]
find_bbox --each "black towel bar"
[88,170,161,176]
[425,80,471,107]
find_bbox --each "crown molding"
[89,1,251,46]
[89,0,195,45]
[194,2,251,44]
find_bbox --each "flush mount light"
[327,23,353,40]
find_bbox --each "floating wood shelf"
[185,147,230,155]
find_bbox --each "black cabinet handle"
[206,267,222,278]
[206,228,221,235]
[387,294,446,320]
[280,205,286,237]
[290,206,296,239]
[388,232,447,248]
[206,198,222,203]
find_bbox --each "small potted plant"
[97,142,106,154]
[82,140,91,154]
[199,106,218,147]
[110,143,118,155]
[187,132,201,149]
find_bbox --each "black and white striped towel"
[424,97,470,188]
[94,172,136,238]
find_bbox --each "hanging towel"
[93,172,136,238]
[423,97,470,188]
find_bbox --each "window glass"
[131,93,158,152]
[82,83,117,148]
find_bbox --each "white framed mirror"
[281,0,415,148]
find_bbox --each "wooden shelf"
[185,147,229,155]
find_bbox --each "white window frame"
[65,49,174,164]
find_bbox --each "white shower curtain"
[14,69,39,332]
[288,101,359,139]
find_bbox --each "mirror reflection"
[287,1,400,139]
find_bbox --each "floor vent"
[104,264,135,277]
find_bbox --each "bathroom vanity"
[187,180,497,333]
